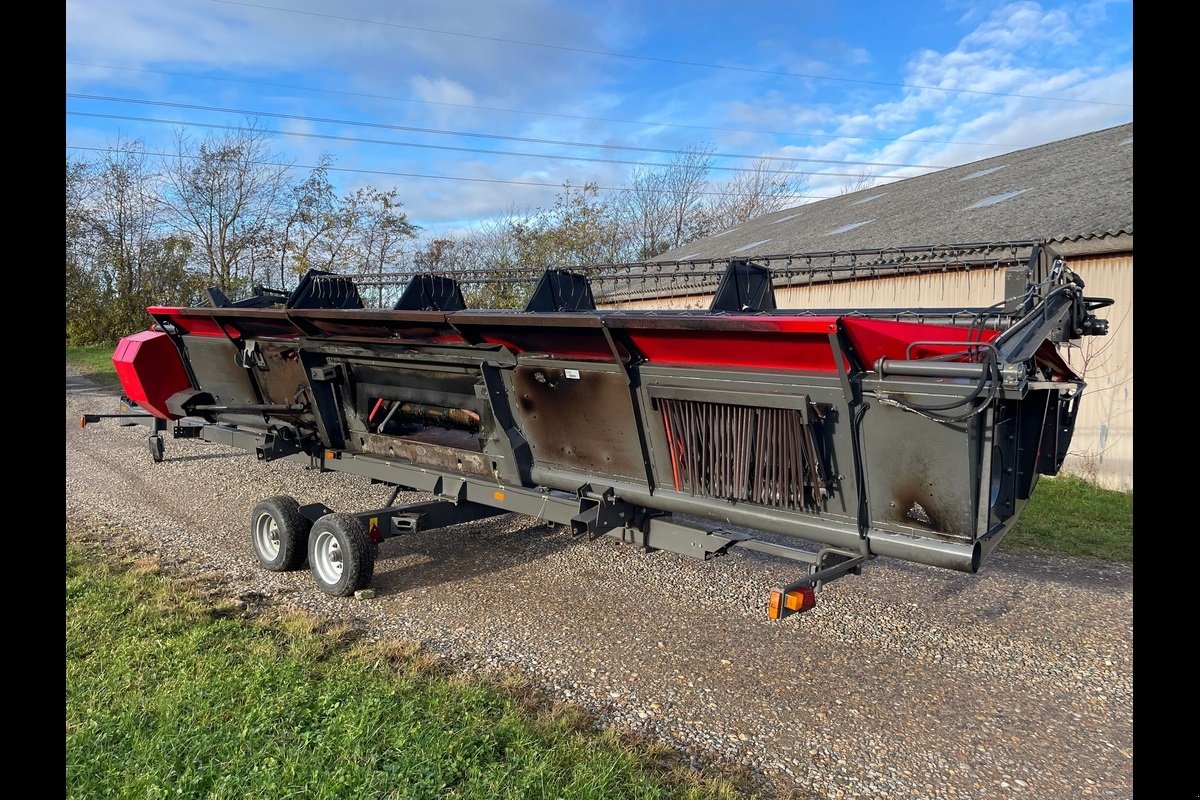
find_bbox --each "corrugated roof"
[652,123,1133,264]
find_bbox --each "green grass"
[67,344,121,388]
[1001,474,1132,562]
[66,538,740,800]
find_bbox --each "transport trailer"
[87,241,1111,618]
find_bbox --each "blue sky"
[65,0,1132,238]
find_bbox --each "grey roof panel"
[967,188,1030,209]
[652,123,1133,264]
[961,165,1007,181]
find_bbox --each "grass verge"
[66,344,121,388]
[66,537,742,800]
[1001,474,1132,562]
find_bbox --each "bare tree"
[350,186,419,305]
[162,123,292,293]
[662,145,714,250]
[451,206,537,308]
[66,141,199,342]
[609,145,715,258]
[698,159,809,235]
[839,169,877,195]
[66,156,95,285]
[616,165,673,260]
[279,153,337,284]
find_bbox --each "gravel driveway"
[66,374,1132,799]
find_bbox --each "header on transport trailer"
[85,241,1111,618]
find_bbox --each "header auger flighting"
[87,241,1111,618]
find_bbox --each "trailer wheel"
[148,435,165,463]
[250,496,312,572]
[308,514,375,597]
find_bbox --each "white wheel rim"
[254,512,281,560]
[313,530,344,586]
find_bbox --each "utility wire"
[65,145,838,199]
[68,110,905,184]
[67,94,949,170]
[209,0,1132,108]
[65,60,1034,149]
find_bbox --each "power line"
[64,145,839,200]
[69,110,902,184]
[65,60,1032,149]
[67,94,948,170]
[209,0,1132,109]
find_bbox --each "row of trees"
[66,124,814,343]
[67,127,416,343]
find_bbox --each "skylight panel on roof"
[962,165,1007,181]
[709,228,737,238]
[967,189,1029,209]
[850,193,886,206]
[677,252,703,260]
[1119,138,1132,145]
[772,213,802,223]
[824,220,873,236]
[730,239,772,253]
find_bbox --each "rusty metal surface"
[256,343,310,407]
[661,398,825,509]
[509,363,649,487]
[863,402,978,540]
[382,403,480,433]
[357,431,491,478]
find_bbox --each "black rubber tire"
[308,514,376,597]
[149,435,165,463]
[250,496,312,572]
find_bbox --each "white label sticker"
[564,369,581,379]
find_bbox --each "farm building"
[602,123,1133,489]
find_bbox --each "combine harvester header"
[91,241,1111,618]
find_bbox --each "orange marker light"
[493,491,505,501]
[784,586,817,613]
[768,585,817,619]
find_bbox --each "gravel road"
[66,374,1132,799]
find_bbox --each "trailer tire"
[149,435,165,463]
[250,496,311,572]
[308,514,375,597]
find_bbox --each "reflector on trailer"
[768,586,817,619]
[785,586,817,613]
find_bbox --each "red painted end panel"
[112,331,192,420]
[626,328,844,371]
[147,307,241,338]
[841,318,1000,366]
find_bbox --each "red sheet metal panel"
[147,307,244,338]
[840,317,1000,365]
[112,331,192,420]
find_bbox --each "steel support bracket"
[767,548,867,620]
[572,484,634,538]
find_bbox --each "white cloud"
[67,0,1130,232]
[409,76,476,108]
